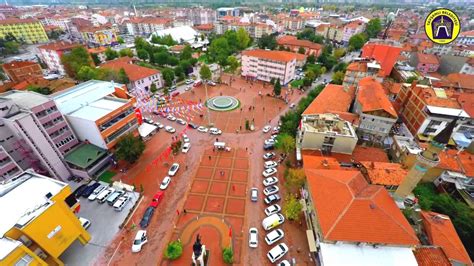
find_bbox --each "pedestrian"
[245,147,248,151]
[209,155,211,160]
[186,165,188,170]
[263,107,265,111]
[239,125,242,130]
[183,209,187,214]
[216,138,219,142]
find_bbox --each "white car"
[267,243,289,263]
[263,168,277,177]
[185,85,192,91]
[265,229,285,245]
[88,185,106,201]
[182,142,191,153]
[263,176,278,186]
[176,118,187,125]
[154,122,164,129]
[168,163,180,176]
[272,126,280,134]
[262,125,271,133]
[132,230,148,253]
[182,134,190,143]
[263,185,279,196]
[197,126,208,133]
[185,79,194,85]
[262,214,285,231]
[165,126,176,133]
[263,152,275,160]
[249,227,258,248]
[250,188,258,202]
[167,115,176,121]
[264,204,281,216]
[207,81,216,86]
[79,217,91,230]
[278,260,291,266]
[264,161,278,169]
[289,103,296,109]
[209,128,222,135]
[264,139,276,145]
[160,176,171,190]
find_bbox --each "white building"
[241,49,297,85]
[149,25,199,44]
[37,41,82,75]
[457,30,474,45]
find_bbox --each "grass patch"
[98,170,115,183]
[290,79,304,88]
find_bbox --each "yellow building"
[80,25,118,46]
[0,19,49,44]
[0,170,90,266]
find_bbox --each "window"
[15,254,33,266]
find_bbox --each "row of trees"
[207,28,251,66]
[0,33,21,56]
[296,28,324,44]
[348,18,383,51]
[150,34,177,46]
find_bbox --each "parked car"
[263,143,274,151]
[264,194,281,205]
[249,227,258,248]
[264,161,278,169]
[160,176,171,190]
[289,103,296,109]
[182,143,191,153]
[165,126,176,133]
[185,79,194,85]
[278,260,291,266]
[250,187,258,202]
[262,125,271,133]
[185,85,192,91]
[182,134,190,143]
[169,85,177,92]
[263,152,275,160]
[207,80,216,86]
[88,185,107,201]
[193,79,202,87]
[113,195,131,211]
[197,126,208,133]
[209,127,222,135]
[82,182,100,197]
[73,184,88,198]
[262,213,285,231]
[154,122,164,129]
[131,230,148,252]
[143,118,154,124]
[263,185,279,196]
[267,243,289,263]
[264,204,281,216]
[168,163,180,176]
[263,177,278,187]
[263,168,277,177]
[188,123,198,129]
[265,229,285,245]
[106,190,125,206]
[97,188,115,203]
[176,118,186,125]
[139,207,155,228]
[149,191,164,208]
[264,139,276,145]
[79,217,91,230]
[272,126,280,134]
[166,115,176,121]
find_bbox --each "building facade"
[79,25,118,46]
[126,17,172,36]
[37,41,82,76]
[241,49,297,85]
[411,53,440,74]
[276,35,323,56]
[0,19,48,44]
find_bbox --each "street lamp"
[203,79,212,127]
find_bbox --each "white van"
[97,188,115,203]
[88,185,106,201]
[106,190,124,206]
[113,195,130,211]
[262,213,285,231]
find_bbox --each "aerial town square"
[0,0,473,266]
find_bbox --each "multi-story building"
[361,39,402,77]
[100,57,163,91]
[457,30,474,45]
[411,52,440,74]
[460,58,474,75]
[437,55,472,75]
[352,77,398,142]
[52,80,138,150]
[321,24,344,43]
[276,35,323,56]
[125,17,172,36]
[37,41,82,76]
[40,15,71,32]
[0,19,48,44]
[187,7,216,25]
[2,61,43,83]
[216,7,241,18]
[343,60,383,86]
[0,145,22,180]
[0,170,90,266]
[79,25,118,46]
[281,17,305,32]
[0,90,79,181]
[241,49,298,85]
[342,21,366,43]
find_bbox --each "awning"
[306,230,317,252]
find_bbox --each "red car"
[171,91,180,97]
[149,191,164,208]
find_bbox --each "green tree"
[91,53,101,66]
[117,36,125,44]
[154,51,169,66]
[285,168,306,193]
[331,71,345,85]
[77,66,98,81]
[164,241,183,260]
[258,34,277,50]
[333,62,348,73]
[137,49,149,61]
[236,27,251,50]
[275,134,296,154]
[162,68,175,87]
[227,55,239,74]
[47,29,64,40]
[27,85,52,95]
[180,45,193,60]
[208,37,231,64]
[273,78,281,96]
[150,83,157,94]
[283,194,303,221]
[406,76,418,83]
[163,86,169,96]
[298,47,306,54]
[222,246,233,264]
[61,47,92,78]
[307,54,316,64]
[348,33,367,50]
[115,133,145,164]
[199,64,212,81]
[333,48,346,59]
[118,68,129,84]
[119,48,133,57]
[105,48,119,60]
[317,52,337,71]
[365,18,382,39]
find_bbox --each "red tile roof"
[277,35,323,51]
[100,57,159,82]
[421,211,472,265]
[242,49,299,63]
[357,77,398,118]
[446,73,474,91]
[304,167,420,245]
[0,18,39,25]
[2,60,39,70]
[351,146,390,163]
[302,155,342,170]
[460,30,474,37]
[38,41,81,51]
[194,23,214,30]
[360,161,408,186]
[414,247,451,266]
[361,42,402,77]
[302,84,355,115]
[417,53,439,65]
[458,92,474,119]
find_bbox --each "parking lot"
[60,182,140,266]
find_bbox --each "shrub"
[222,246,233,264]
[164,241,183,260]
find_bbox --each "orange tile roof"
[417,53,439,65]
[361,42,402,77]
[458,151,474,177]
[2,60,39,70]
[302,84,355,115]
[360,161,408,186]
[457,92,474,118]
[194,23,214,30]
[276,35,323,51]
[346,61,368,72]
[351,146,390,163]
[357,77,398,118]
[88,46,107,54]
[0,18,39,25]
[302,155,342,170]
[242,49,298,63]
[460,30,474,37]
[421,211,472,265]
[414,247,451,266]
[38,41,81,51]
[412,85,461,109]
[101,57,159,82]
[304,168,420,245]
[446,73,474,91]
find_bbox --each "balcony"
[98,108,134,132]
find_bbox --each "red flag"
[228,228,232,237]
[134,108,143,125]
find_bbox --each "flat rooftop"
[0,171,65,237]
[0,237,21,260]
[0,90,50,109]
[68,97,128,121]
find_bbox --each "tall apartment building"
[126,17,172,36]
[342,21,366,43]
[52,80,138,150]
[343,60,383,86]
[0,19,48,44]
[0,170,90,266]
[0,91,79,181]
[361,39,402,77]
[188,8,216,25]
[37,41,82,76]
[241,49,297,85]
